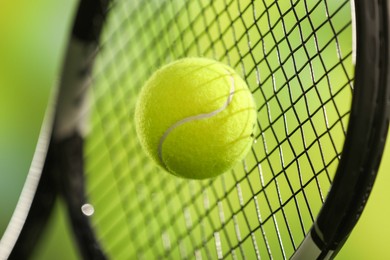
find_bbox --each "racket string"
[84,0,354,259]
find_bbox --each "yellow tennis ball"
[135,58,257,179]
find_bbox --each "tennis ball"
[135,58,256,179]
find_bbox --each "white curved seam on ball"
[157,71,236,169]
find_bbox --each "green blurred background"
[0,0,388,259]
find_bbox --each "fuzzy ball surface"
[135,58,257,179]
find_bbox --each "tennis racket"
[1,0,389,259]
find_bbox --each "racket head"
[82,1,389,259]
[83,0,389,259]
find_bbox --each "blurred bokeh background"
[0,0,388,259]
